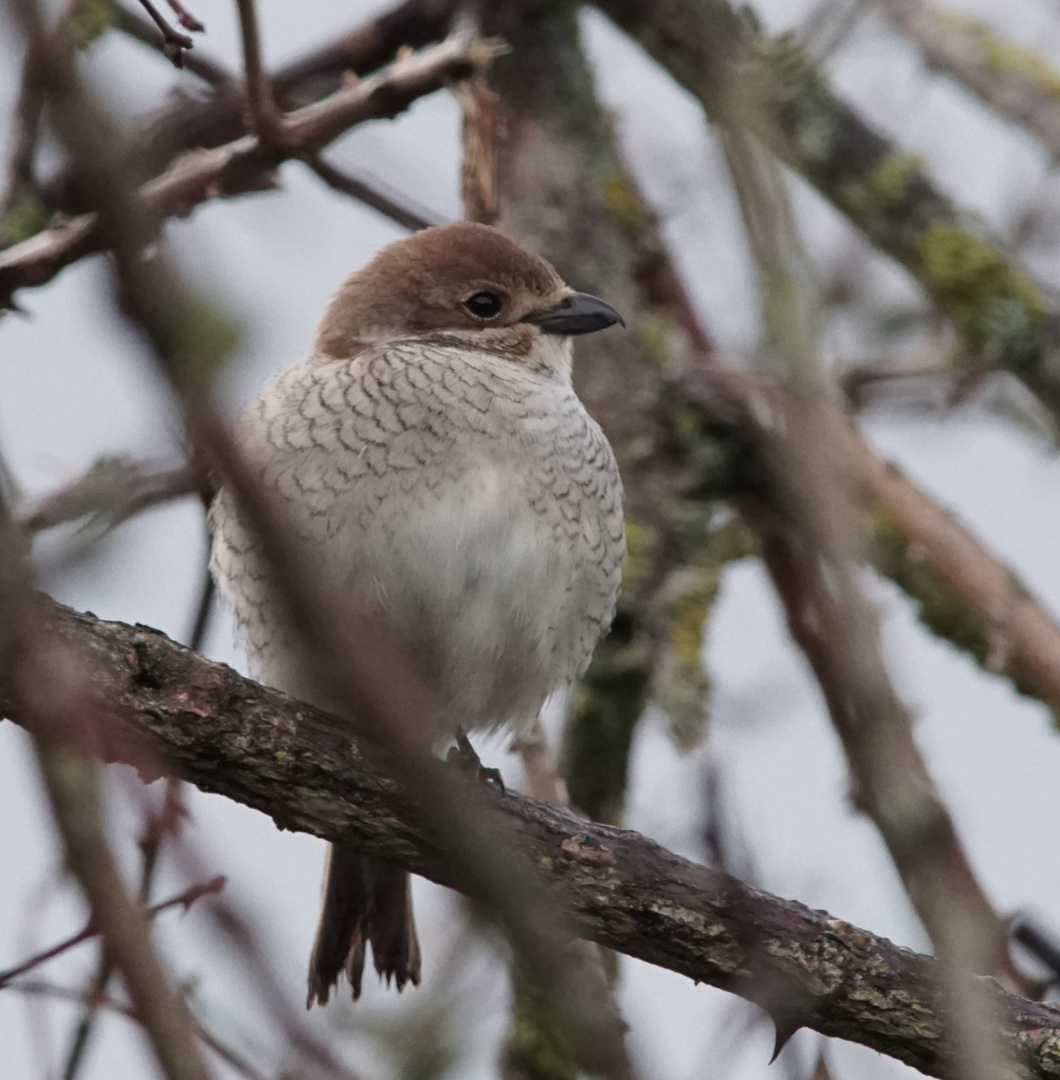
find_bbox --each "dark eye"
[463,291,504,319]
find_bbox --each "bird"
[208,221,626,1008]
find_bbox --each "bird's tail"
[306,841,422,1007]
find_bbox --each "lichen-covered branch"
[881,0,1060,162]
[592,0,1060,421]
[6,595,1060,1077]
[0,30,503,308]
[852,431,1060,723]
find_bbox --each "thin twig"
[10,981,276,1080]
[882,0,1060,161]
[17,458,204,535]
[305,155,443,232]
[111,2,228,87]
[234,0,282,146]
[136,0,195,68]
[719,104,1012,1077]
[0,877,225,988]
[164,0,203,33]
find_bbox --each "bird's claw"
[446,728,505,793]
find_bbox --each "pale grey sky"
[5,2,1060,1078]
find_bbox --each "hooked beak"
[522,291,625,336]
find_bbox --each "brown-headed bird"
[209,222,626,1007]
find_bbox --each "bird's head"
[313,222,623,372]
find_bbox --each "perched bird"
[209,222,626,1007]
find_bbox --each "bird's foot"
[446,728,505,793]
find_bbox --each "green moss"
[69,0,117,50]
[563,629,650,825]
[669,588,710,668]
[1,193,48,248]
[918,222,1044,368]
[870,502,1060,724]
[634,311,678,366]
[156,292,242,387]
[871,152,927,207]
[274,750,293,766]
[935,9,1060,98]
[601,172,650,239]
[872,506,991,664]
[500,962,580,1080]
[754,33,838,166]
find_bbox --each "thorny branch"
[5,595,1060,1078]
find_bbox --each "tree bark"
[6,595,1060,1078]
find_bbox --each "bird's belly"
[335,463,582,733]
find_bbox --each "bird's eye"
[462,292,504,319]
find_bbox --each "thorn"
[770,1018,802,1063]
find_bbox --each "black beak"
[522,291,625,336]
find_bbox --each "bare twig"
[234,0,282,146]
[60,776,190,1080]
[0,877,225,989]
[111,2,228,87]
[305,155,443,232]
[0,30,507,309]
[11,981,276,1080]
[719,106,1011,1076]
[163,0,203,33]
[136,0,195,69]
[17,457,204,535]
[453,71,503,224]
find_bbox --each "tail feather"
[307,841,421,1007]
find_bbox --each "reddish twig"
[0,877,225,989]
[164,0,203,33]
[111,3,227,87]
[136,0,195,68]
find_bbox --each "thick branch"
[0,30,503,307]
[5,595,1060,1077]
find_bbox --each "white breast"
[209,339,625,734]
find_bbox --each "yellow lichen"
[601,171,650,238]
[2,194,48,248]
[70,0,117,50]
[935,9,1060,99]
[918,222,1044,364]
[871,152,926,206]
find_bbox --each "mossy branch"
[8,594,1060,1077]
[593,0,1060,421]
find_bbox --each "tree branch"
[0,29,504,308]
[5,595,1060,1078]
[881,0,1060,162]
[592,0,1060,422]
